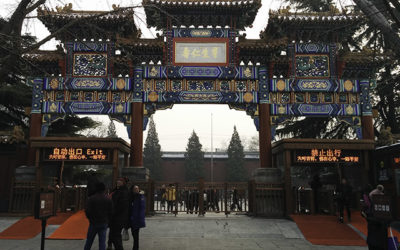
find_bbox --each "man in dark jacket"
[108,178,130,250]
[84,182,113,250]
[309,174,322,213]
[336,178,353,223]
[129,185,146,250]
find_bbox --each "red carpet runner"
[47,210,89,239]
[350,212,400,240]
[0,212,73,240]
[291,214,367,246]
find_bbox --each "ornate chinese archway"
[28,2,376,183]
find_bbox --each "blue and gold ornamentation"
[258,67,269,104]
[359,80,372,116]
[30,78,44,114]
[179,92,222,103]
[133,67,144,102]
[55,91,65,101]
[143,65,257,80]
[155,80,167,91]
[173,28,229,38]
[271,104,361,116]
[73,42,107,52]
[270,79,291,92]
[44,77,64,90]
[218,81,231,92]
[73,53,107,77]
[295,43,329,54]
[171,80,183,91]
[235,81,247,92]
[295,55,330,78]
[112,78,131,91]
[180,67,221,78]
[339,79,359,93]
[294,79,337,92]
[67,78,109,90]
[295,93,305,103]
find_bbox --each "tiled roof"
[143,0,261,30]
[37,5,138,40]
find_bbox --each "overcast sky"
[3,0,340,151]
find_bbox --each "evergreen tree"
[107,120,118,138]
[0,1,105,135]
[46,115,100,137]
[143,118,162,180]
[227,126,247,182]
[184,130,204,181]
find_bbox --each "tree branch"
[25,0,46,15]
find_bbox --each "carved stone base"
[121,167,149,182]
[251,168,282,183]
[15,165,36,181]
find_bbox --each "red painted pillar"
[258,103,272,168]
[28,113,42,165]
[130,102,144,167]
[362,116,374,140]
[336,60,345,79]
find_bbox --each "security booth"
[374,143,400,219]
[28,137,130,211]
[272,139,375,215]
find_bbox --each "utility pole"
[211,113,214,184]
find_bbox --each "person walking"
[366,184,386,250]
[108,178,130,250]
[309,174,322,214]
[84,182,113,250]
[335,178,353,223]
[160,184,166,209]
[166,184,176,213]
[231,187,242,211]
[189,189,199,214]
[129,185,146,250]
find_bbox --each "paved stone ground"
[0,214,368,250]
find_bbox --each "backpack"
[361,193,373,218]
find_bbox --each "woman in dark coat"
[129,185,146,250]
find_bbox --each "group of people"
[84,178,146,250]
[309,176,353,223]
[310,175,391,250]
[159,185,242,214]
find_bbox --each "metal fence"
[8,179,286,218]
[152,181,250,216]
[248,181,285,217]
[8,180,36,213]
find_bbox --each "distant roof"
[262,9,364,42]
[37,4,139,41]
[162,151,259,159]
[142,0,261,30]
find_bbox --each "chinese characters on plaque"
[174,42,227,64]
[45,147,108,161]
[295,149,360,163]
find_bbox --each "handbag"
[122,228,129,241]
[388,227,399,250]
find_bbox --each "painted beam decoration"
[30,37,374,138]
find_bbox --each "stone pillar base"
[251,168,282,183]
[15,165,36,181]
[122,167,149,182]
